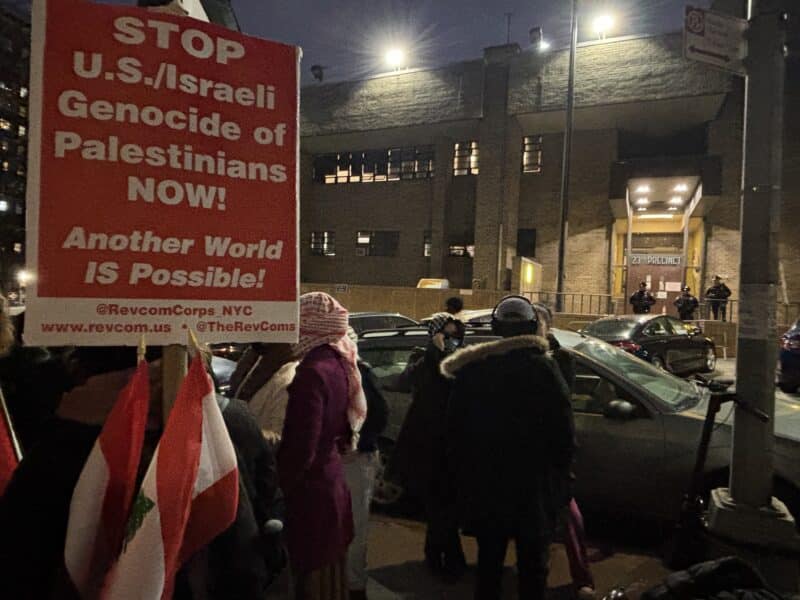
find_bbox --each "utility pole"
[556,0,578,311]
[707,0,799,589]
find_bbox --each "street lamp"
[592,14,614,40]
[384,47,406,70]
[555,3,619,311]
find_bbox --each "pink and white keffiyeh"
[293,292,367,439]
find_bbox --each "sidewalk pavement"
[365,515,670,600]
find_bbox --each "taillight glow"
[612,340,642,353]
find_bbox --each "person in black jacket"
[392,313,467,579]
[343,328,390,600]
[674,287,699,321]
[705,276,732,321]
[630,282,656,314]
[443,296,575,600]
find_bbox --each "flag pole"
[137,334,147,364]
[0,387,23,462]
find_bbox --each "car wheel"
[652,356,667,371]
[371,441,404,507]
[702,347,717,373]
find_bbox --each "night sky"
[104,0,713,82]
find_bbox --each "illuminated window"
[448,244,475,258]
[13,243,21,253]
[17,125,26,137]
[0,119,10,131]
[0,200,8,211]
[18,105,26,118]
[453,141,479,176]
[19,87,28,99]
[1,161,8,172]
[523,135,543,173]
[314,146,434,184]
[310,231,336,256]
[423,231,432,257]
[356,231,399,257]
[0,141,7,152]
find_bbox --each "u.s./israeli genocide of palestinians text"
[51,15,294,214]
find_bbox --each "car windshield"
[582,319,638,339]
[564,333,700,409]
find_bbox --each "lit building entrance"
[610,175,710,316]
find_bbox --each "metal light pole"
[556,0,578,312]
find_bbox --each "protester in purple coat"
[278,292,367,600]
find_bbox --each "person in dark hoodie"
[442,296,575,600]
[392,313,467,579]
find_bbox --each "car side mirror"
[603,399,637,420]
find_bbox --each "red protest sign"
[25,0,299,345]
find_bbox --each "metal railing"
[520,292,616,316]
[518,292,799,327]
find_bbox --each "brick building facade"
[299,14,800,310]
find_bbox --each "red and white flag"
[63,361,150,599]
[105,357,239,600]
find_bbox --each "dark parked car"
[582,315,716,376]
[779,318,800,393]
[349,312,418,334]
[358,328,800,521]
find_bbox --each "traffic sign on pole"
[684,6,748,75]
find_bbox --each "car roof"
[589,314,655,326]
[357,326,498,346]
[350,312,412,319]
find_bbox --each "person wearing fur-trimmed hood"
[442,295,575,600]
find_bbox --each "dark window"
[453,141,479,176]
[448,244,475,258]
[310,231,335,256]
[517,228,537,258]
[356,231,400,257]
[423,231,432,257]
[571,363,641,416]
[314,147,434,184]
[523,135,543,173]
[643,319,669,337]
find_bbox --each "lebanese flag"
[0,389,21,496]
[63,361,150,599]
[104,357,239,600]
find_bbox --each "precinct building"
[298,2,799,317]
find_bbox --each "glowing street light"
[17,269,31,286]
[593,14,614,39]
[385,47,406,70]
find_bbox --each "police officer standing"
[630,282,656,314]
[673,286,699,321]
[705,275,732,321]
